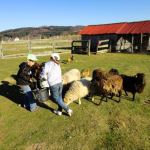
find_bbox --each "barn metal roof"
[78,20,150,35]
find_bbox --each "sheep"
[64,77,94,105]
[62,69,81,85]
[62,81,75,98]
[91,68,119,82]
[120,73,146,101]
[91,68,109,81]
[61,69,81,97]
[109,68,119,76]
[90,75,123,106]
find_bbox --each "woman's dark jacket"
[16,62,32,86]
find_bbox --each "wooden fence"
[0,40,72,59]
[71,39,91,55]
[96,39,111,54]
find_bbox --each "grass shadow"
[0,81,24,105]
[61,60,68,64]
[0,75,57,112]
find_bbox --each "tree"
[0,34,3,41]
[41,35,44,39]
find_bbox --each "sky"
[0,0,150,32]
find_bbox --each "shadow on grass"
[61,59,74,64]
[61,60,68,64]
[121,94,133,101]
[0,80,23,105]
[85,94,133,106]
[0,75,57,113]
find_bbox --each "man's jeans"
[20,86,36,111]
[50,82,69,112]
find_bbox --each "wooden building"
[78,20,150,53]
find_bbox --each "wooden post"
[0,42,2,59]
[109,40,112,53]
[96,41,99,55]
[147,33,150,50]
[28,41,31,54]
[124,39,125,50]
[88,39,90,56]
[131,34,134,53]
[52,41,55,53]
[140,33,143,52]
[71,41,74,54]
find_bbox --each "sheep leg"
[132,93,135,101]
[110,93,114,99]
[105,96,108,102]
[90,93,94,101]
[124,90,128,96]
[118,90,122,103]
[79,98,81,105]
[98,95,105,106]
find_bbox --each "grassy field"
[0,53,150,150]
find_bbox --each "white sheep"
[62,69,81,85]
[40,73,49,88]
[64,77,94,105]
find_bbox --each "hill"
[0,25,85,40]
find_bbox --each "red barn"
[78,20,150,53]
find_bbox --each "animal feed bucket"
[32,88,49,103]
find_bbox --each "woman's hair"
[50,56,60,64]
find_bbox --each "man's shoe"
[67,109,73,117]
[31,107,41,112]
[53,110,62,116]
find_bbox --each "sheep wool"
[103,75,123,95]
[62,69,80,85]
[64,77,92,105]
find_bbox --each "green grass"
[0,53,150,150]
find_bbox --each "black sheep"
[120,73,146,101]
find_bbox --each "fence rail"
[71,39,91,55]
[96,39,111,54]
[0,40,72,59]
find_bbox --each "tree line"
[0,25,85,41]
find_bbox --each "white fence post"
[52,41,55,53]
[28,41,31,54]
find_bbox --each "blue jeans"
[20,86,36,111]
[50,82,69,112]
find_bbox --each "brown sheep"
[120,73,146,101]
[109,68,119,76]
[90,75,123,106]
[91,68,119,82]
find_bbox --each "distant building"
[78,20,150,53]
[14,37,19,41]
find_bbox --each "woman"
[16,54,41,112]
[39,53,73,116]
